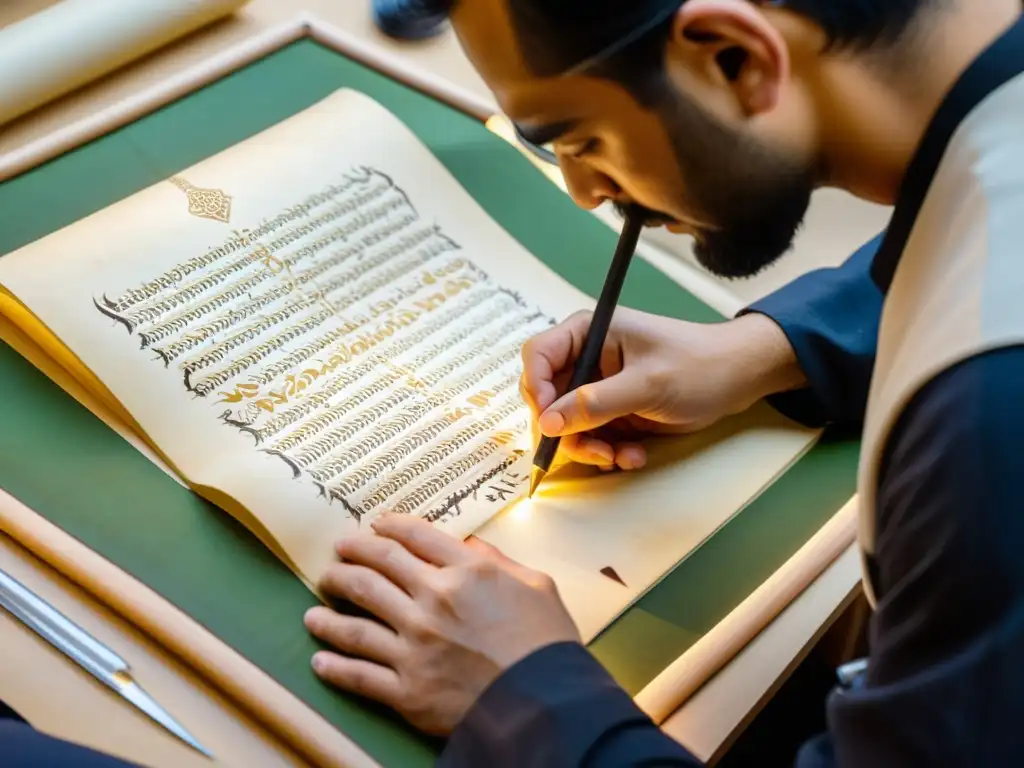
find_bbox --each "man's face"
[451,1,818,279]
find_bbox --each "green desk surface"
[0,40,858,765]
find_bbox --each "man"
[3,1,1018,764]
[298,0,1024,765]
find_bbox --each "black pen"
[528,206,646,497]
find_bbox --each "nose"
[560,158,621,210]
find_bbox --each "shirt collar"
[871,13,1024,292]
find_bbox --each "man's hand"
[522,308,805,470]
[305,514,581,736]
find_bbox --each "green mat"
[0,39,858,766]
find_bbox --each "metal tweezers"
[0,566,211,758]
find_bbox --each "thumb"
[538,371,649,436]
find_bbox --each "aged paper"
[0,0,250,126]
[0,89,819,641]
[0,89,588,581]
[477,403,818,640]
[92,166,551,530]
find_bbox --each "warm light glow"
[509,496,534,522]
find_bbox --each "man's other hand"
[305,514,581,735]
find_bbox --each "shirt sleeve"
[439,641,702,767]
[823,345,1024,766]
[0,721,140,767]
[740,232,885,430]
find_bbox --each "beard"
[622,88,816,280]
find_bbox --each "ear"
[668,0,789,117]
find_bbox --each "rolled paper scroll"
[634,497,859,725]
[0,487,380,768]
[0,0,250,127]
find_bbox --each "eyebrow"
[512,120,578,148]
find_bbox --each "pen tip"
[528,468,544,498]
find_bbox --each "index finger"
[371,512,472,567]
[336,532,436,595]
[520,311,591,414]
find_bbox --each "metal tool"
[0,566,211,758]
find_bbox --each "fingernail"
[312,653,327,673]
[620,453,646,470]
[303,608,319,628]
[538,411,565,435]
[620,448,646,471]
[580,439,613,463]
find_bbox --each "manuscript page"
[0,89,589,581]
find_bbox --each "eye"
[570,137,601,159]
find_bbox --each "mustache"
[613,201,677,228]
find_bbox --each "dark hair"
[394,0,935,100]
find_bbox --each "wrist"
[720,313,807,408]
[442,642,647,767]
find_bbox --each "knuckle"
[527,569,558,595]
[352,534,386,560]
[344,664,370,695]
[344,568,374,602]
[560,434,584,457]
[426,572,466,615]
[433,579,461,610]
[343,620,369,650]
[521,335,539,360]
[317,564,342,595]
[645,365,675,402]
[519,379,535,410]
[521,335,546,369]
[401,526,430,555]
[405,610,438,644]
[564,446,590,464]
[381,540,407,568]
[468,557,501,581]
[540,575,559,597]
[574,385,600,419]
[370,532,396,551]
[343,531,377,554]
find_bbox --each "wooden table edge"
[662,546,863,764]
